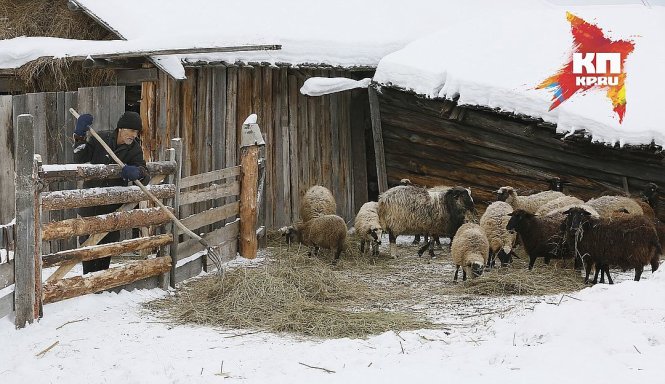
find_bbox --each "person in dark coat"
[73,111,149,274]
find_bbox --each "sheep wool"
[479,201,515,266]
[535,196,585,216]
[585,195,643,218]
[496,186,565,214]
[300,185,337,222]
[293,214,347,264]
[451,223,489,281]
[354,202,383,257]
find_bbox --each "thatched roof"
[0,0,117,92]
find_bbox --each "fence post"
[169,138,182,285]
[34,155,43,319]
[14,114,39,328]
[239,117,265,259]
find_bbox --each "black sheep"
[560,207,661,284]
[505,209,569,270]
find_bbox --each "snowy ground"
[2,237,665,383]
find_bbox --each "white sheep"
[479,201,516,267]
[585,195,644,218]
[378,185,476,258]
[354,202,383,257]
[535,195,585,216]
[496,186,565,214]
[451,223,489,281]
[280,214,347,264]
[300,185,337,222]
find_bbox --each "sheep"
[354,202,383,257]
[480,201,516,268]
[641,182,659,211]
[535,195,586,216]
[378,185,476,258]
[505,209,569,270]
[451,223,489,281]
[585,195,644,218]
[560,206,661,284]
[300,185,337,222]
[280,214,347,264]
[496,186,565,214]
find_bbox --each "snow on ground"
[3,241,665,384]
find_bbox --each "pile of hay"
[0,0,116,92]
[146,247,432,339]
[455,257,587,296]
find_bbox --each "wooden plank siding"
[377,87,665,218]
[146,65,371,230]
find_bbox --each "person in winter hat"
[73,110,150,273]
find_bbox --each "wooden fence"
[6,116,263,327]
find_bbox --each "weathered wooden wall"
[143,65,372,229]
[378,87,665,218]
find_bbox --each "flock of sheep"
[280,179,662,286]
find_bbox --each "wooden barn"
[369,86,665,218]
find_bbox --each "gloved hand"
[74,114,93,137]
[120,165,144,181]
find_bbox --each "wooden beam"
[181,202,239,232]
[40,161,176,182]
[14,115,37,328]
[42,257,171,304]
[239,146,260,259]
[179,180,240,206]
[179,165,241,189]
[42,234,172,268]
[169,138,182,286]
[116,68,159,84]
[42,207,173,241]
[368,86,388,193]
[41,184,175,211]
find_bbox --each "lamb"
[378,185,476,258]
[280,214,347,264]
[496,186,565,214]
[505,209,569,270]
[480,201,516,268]
[300,185,337,222]
[535,195,585,216]
[452,223,489,281]
[560,206,661,284]
[354,202,383,257]
[585,195,643,218]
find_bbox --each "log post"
[34,155,43,320]
[14,114,38,328]
[169,138,182,283]
[239,117,265,259]
[368,85,388,193]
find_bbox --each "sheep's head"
[279,225,299,248]
[469,261,485,278]
[496,248,513,267]
[548,177,570,192]
[399,178,412,186]
[445,187,477,232]
[496,186,515,203]
[367,227,383,246]
[560,206,593,235]
[506,209,533,232]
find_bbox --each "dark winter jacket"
[73,130,148,217]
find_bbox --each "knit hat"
[116,111,142,132]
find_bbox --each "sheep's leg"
[435,237,442,247]
[412,235,421,245]
[604,266,613,284]
[389,231,397,258]
[360,240,365,255]
[314,246,320,256]
[333,248,342,265]
[634,265,643,281]
[544,256,551,265]
[584,262,593,284]
[454,265,460,282]
[427,237,436,258]
[592,265,602,284]
[417,241,430,257]
[528,256,537,270]
[462,269,467,281]
[486,251,495,268]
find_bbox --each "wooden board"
[0,95,13,224]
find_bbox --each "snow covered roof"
[374,5,665,147]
